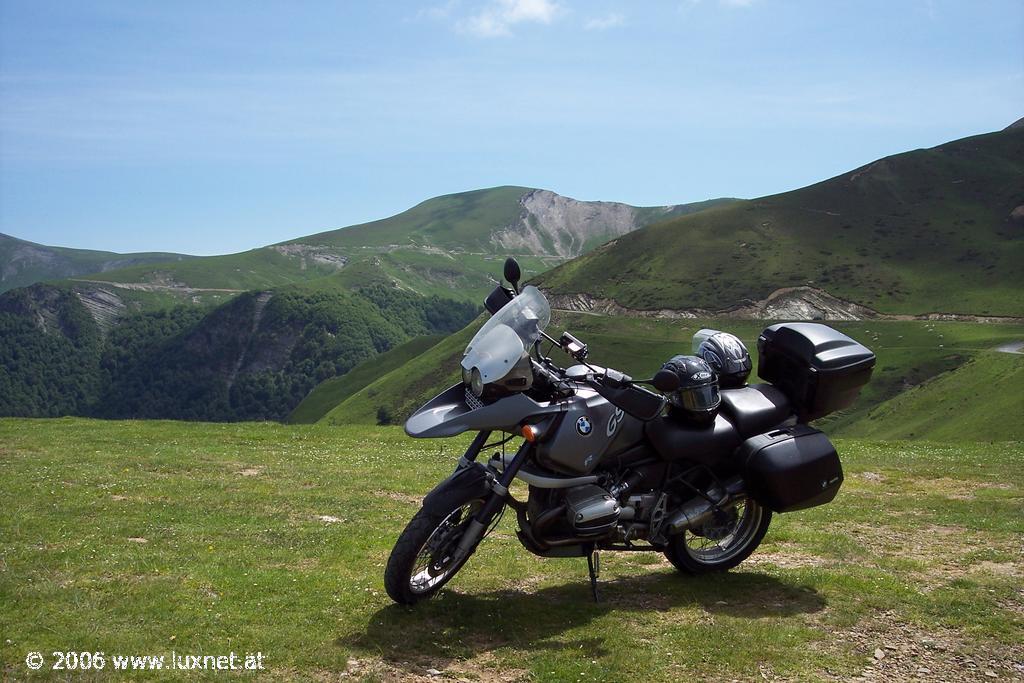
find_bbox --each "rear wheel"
[384,496,485,605]
[664,498,771,574]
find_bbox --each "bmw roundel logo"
[576,416,593,436]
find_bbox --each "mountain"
[1,186,730,421]
[63,188,733,305]
[313,124,1024,430]
[0,233,193,294]
[0,280,475,420]
[536,127,1024,318]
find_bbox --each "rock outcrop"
[491,190,651,258]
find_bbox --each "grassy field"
[2,419,1021,681]
[321,313,1024,441]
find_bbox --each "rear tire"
[664,498,771,574]
[384,495,486,605]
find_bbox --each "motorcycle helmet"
[696,331,752,389]
[660,355,721,424]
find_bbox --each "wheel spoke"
[682,499,762,565]
[408,501,482,594]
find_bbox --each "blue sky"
[1,1,1021,255]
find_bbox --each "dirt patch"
[127,537,148,544]
[339,653,529,682]
[377,490,422,506]
[970,561,1021,578]
[317,515,344,524]
[237,467,264,477]
[845,522,1021,588]
[818,610,1024,681]
[746,548,833,570]
[902,477,1015,501]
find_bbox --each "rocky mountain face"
[491,189,672,258]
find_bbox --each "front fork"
[452,431,531,560]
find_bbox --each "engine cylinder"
[564,485,620,534]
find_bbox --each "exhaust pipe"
[666,476,745,535]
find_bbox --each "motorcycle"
[384,258,875,605]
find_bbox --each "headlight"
[469,367,484,397]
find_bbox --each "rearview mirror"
[484,285,514,315]
[503,257,522,292]
[652,368,680,393]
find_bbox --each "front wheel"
[664,498,771,574]
[384,495,486,605]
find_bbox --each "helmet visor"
[679,384,721,413]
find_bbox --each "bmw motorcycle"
[384,258,875,605]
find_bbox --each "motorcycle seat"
[719,384,792,438]
[646,414,743,467]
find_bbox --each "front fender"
[422,461,493,515]
[405,384,564,438]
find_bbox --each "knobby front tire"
[384,496,485,605]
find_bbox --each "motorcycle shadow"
[344,569,825,667]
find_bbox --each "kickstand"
[587,547,600,603]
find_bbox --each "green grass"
[293,186,536,251]
[1,419,1021,681]
[287,334,447,424]
[321,312,1024,441]
[0,233,192,294]
[87,248,337,291]
[66,188,730,310]
[839,351,1024,441]
[537,127,1024,317]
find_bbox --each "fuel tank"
[536,387,645,475]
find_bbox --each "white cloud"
[584,12,624,31]
[458,0,564,37]
[719,0,756,7]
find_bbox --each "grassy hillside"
[86,247,340,291]
[293,186,730,253]
[0,232,192,293]
[537,127,1024,317]
[293,185,534,251]
[75,187,719,306]
[2,419,1021,680]
[322,312,1024,441]
[839,351,1024,441]
[287,334,446,424]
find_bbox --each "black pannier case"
[757,323,875,421]
[739,425,842,512]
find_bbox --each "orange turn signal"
[521,424,539,442]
